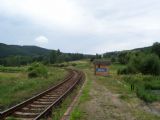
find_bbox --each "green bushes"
[140,54,160,75]
[118,65,137,74]
[28,63,48,78]
[117,42,160,75]
[118,54,160,75]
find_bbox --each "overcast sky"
[0,0,160,54]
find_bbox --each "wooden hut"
[93,60,111,76]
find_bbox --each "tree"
[139,54,160,75]
[50,50,57,64]
[57,54,65,63]
[57,49,62,56]
[152,42,160,57]
[96,54,101,59]
[118,53,160,75]
[111,57,116,63]
[118,52,130,64]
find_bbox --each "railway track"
[0,69,85,120]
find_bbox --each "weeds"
[123,75,160,102]
[28,63,48,78]
[70,108,82,120]
[0,65,26,73]
[0,66,66,110]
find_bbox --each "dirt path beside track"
[80,76,160,120]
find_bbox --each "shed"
[93,60,111,76]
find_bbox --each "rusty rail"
[0,69,85,120]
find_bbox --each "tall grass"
[123,75,160,102]
[0,65,26,73]
[0,66,67,111]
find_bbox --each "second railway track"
[0,69,85,120]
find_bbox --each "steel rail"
[34,71,84,120]
[0,69,84,120]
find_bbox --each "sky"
[0,0,160,54]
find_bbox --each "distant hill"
[103,46,152,58]
[0,43,52,58]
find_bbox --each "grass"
[70,61,131,120]
[70,60,93,120]
[79,73,92,103]
[123,75,160,102]
[0,66,27,73]
[96,63,160,119]
[109,63,126,75]
[52,86,80,120]
[132,109,160,120]
[97,63,160,102]
[5,116,19,120]
[95,74,136,104]
[70,108,82,120]
[70,73,92,120]
[70,61,160,120]
[0,66,67,111]
[106,63,160,103]
[49,60,90,120]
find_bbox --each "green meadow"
[0,66,67,111]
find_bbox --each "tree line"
[103,42,160,75]
[0,49,92,66]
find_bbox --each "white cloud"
[35,36,49,44]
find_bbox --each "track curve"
[0,69,85,120]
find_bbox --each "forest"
[0,43,93,66]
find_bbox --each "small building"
[93,60,111,76]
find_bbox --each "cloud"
[0,0,86,32]
[0,0,160,54]
[35,36,49,44]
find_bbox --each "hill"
[103,46,152,58]
[0,43,52,58]
[0,43,93,66]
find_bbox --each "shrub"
[71,63,77,66]
[28,70,38,78]
[139,54,160,75]
[123,75,160,102]
[144,77,160,90]
[118,53,143,75]
[152,42,160,57]
[117,65,137,75]
[59,64,65,67]
[118,53,160,75]
[0,66,24,72]
[136,87,158,103]
[117,67,128,74]
[28,63,48,78]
